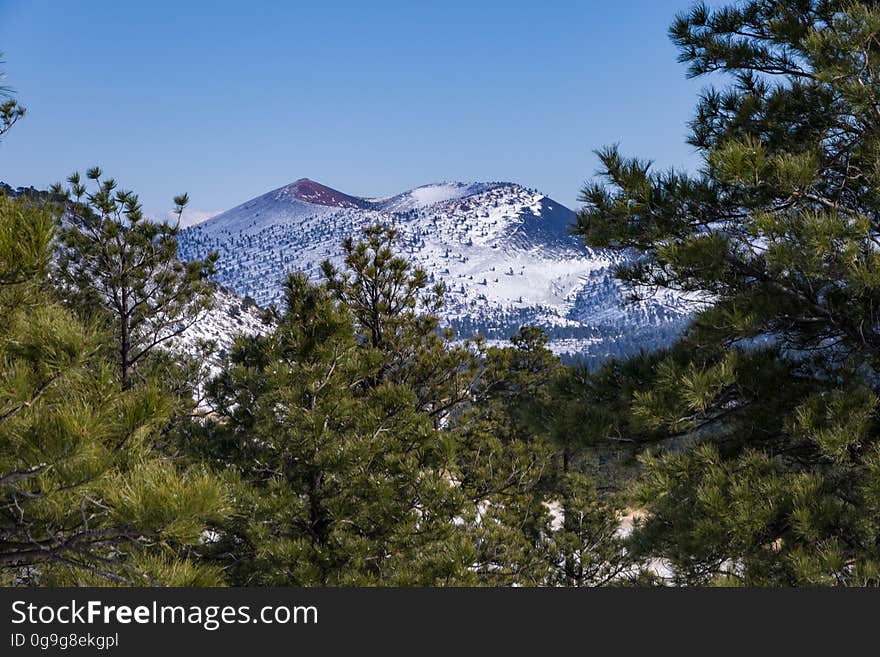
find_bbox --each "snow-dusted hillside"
[163,284,267,366]
[178,179,691,361]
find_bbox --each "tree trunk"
[120,288,132,391]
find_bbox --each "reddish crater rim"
[282,178,369,209]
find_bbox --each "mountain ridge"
[178,178,691,362]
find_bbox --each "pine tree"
[54,170,217,390]
[454,327,633,586]
[187,259,477,585]
[0,98,23,141]
[575,0,880,585]
[321,225,479,425]
[0,194,227,585]
[0,53,24,142]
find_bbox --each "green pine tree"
[0,52,24,142]
[186,227,631,586]
[454,327,634,586]
[0,194,227,586]
[187,230,479,585]
[321,225,480,424]
[575,0,880,585]
[54,170,217,390]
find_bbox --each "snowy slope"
[178,179,691,361]
[163,284,267,365]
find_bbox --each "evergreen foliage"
[17,0,880,586]
[575,0,880,585]
[455,327,632,585]
[54,170,217,390]
[321,225,480,423]
[187,233,478,585]
[0,53,24,141]
[0,195,227,586]
[184,227,633,586]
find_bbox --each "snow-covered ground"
[163,284,267,366]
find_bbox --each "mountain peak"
[279,178,369,209]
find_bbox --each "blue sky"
[0,0,727,223]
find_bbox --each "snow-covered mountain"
[178,179,691,362]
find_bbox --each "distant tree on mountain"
[54,169,218,390]
[574,0,880,585]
